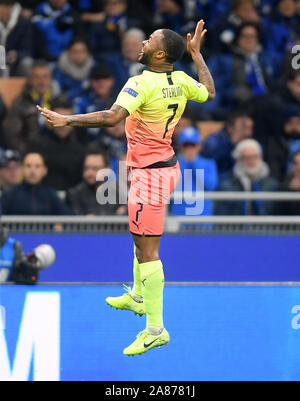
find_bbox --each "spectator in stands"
[172,106,196,153]
[88,0,139,61]
[280,105,300,170]
[153,0,185,33]
[207,22,278,118]
[194,0,231,31]
[278,151,300,215]
[170,127,218,216]
[95,119,127,174]
[31,95,84,191]
[20,0,39,17]
[67,150,127,215]
[203,110,254,175]
[216,0,261,51]
[252,71,300,181]
[3,60,60,155]
[108,28,145,92]
[255,104,300,181]
[72,0,104,23]
[279,70,300,108]
[124,0,154,35]
[73,64,115,143]
[0,149,22,192]
[262,0,300,61]
[229,22,277,102]
[53,37,95,100]
[32,0,80,61]
[1,152,71,215]
[0,94,6,148]
[0,0,33,77]
[215,139,279,215]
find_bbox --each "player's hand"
[36,105,68,128]
[186,19,207,56]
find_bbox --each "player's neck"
[146,61,174,73]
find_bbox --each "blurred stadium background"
[1,0,300,381]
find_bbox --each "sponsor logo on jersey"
[123,88,139,97]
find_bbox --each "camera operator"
[0,225,55,284]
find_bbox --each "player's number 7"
[163,103,179,139]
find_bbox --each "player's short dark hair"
[49,94,72,110]
[161,29,185,63]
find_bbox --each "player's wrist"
[65,115,73,126]
[191,50,202,60]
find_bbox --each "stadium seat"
[0,78,26,108]
[197,121,224,139]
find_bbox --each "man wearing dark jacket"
[68,150,127,216]
[215,139,279,215]
[280,70,300,108]
[1,152,71,215]
[278,151,300,215]
[203,110,254,175]
[31,95,84,190]
[3,60,60,154]
[0,0,33,77]
[32,0,80,61]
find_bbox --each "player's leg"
[105,245,145,316]
[131,245,143,301]
[123,233,170,355]
[133,234,164,332]
[123,164,180,355]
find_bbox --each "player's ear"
[156,49,166,60]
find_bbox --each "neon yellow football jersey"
[115,69,209,168]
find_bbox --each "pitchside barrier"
[1,192,300,381]
[0,190,300,282]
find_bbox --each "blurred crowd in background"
[0,0,300,216]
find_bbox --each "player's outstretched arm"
[187,20,216,101]
[36,104,129,128]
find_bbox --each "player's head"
[139,29,185,66]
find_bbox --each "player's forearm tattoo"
[192,53,216,100]
[66,111,112,128]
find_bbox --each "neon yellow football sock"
[139,260,164,329]
[131,247,143,299]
